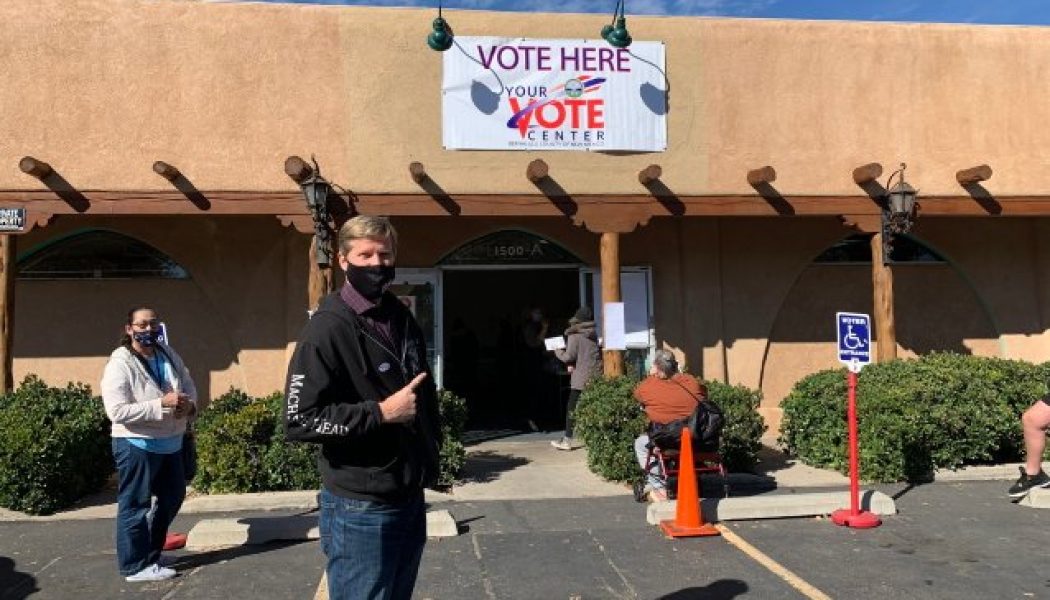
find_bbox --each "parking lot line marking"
[716,524,832,600]
[314,571,327,600]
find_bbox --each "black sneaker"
[1007,467,1050,498]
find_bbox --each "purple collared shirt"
[339,282,397,349]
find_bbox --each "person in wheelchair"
[633,349,709,501]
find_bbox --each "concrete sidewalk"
[0,432,1042,522]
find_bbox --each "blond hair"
[337,215,398,256]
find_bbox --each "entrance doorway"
[442,268,580,431]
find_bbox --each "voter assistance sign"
[442,37,667,151]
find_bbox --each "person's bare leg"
[1022,400,1050,475]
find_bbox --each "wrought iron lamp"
[881,163,918,264]
[299,158,334,267]
[601,0,632,48]
[427,1,454,51]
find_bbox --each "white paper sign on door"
[603,302,626,350]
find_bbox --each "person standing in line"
[284,215,442,600]
[1007,395,1050,498]
[551,306,602,450]
[101,307,197,582]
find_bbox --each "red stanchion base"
[659,520,721,538]
[163,533,188,550]
[830,509,882,529]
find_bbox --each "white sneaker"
[125,563,176,582]
[550,437,573,451]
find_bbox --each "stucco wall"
[2,0,1050,196]
[13,215,306,400]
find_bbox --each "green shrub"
[436,389,468,489]
[779,353,1049,482]
[194,387,468,493]
[574,376,647,482]
[574,376,768,483]
[0,376,111,515]
[707,381,767,472]
[194,389,320,494]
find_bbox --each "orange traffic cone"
[659,427,720,538]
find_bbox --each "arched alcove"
[759,233,998,433]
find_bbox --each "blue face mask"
[133,330,159,347]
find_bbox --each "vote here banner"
[443,37,667,152]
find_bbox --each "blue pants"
[319,488,426,600]
[112,438,186,576]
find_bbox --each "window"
[813,234,945,264]
[18,230,189,279]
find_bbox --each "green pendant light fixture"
[601,0,632,48]
[427,1,454,52]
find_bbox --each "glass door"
[579,266,655,379]
[388,268,443,388]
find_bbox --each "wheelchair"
[633,430,729,502]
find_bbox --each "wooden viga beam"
[746,165,776,186]
[152,161,181,182]
[19,156,53,179]
[957,164,992,185]
[284,155,313,184]
[852,163,883,185]
[526,159,549,183]
[409,162,427,184]
[638,164,662,185]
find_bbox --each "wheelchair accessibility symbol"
[842,325,865,350]
[836,312,871,369]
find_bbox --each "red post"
[831,367,881,528]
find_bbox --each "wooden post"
[870,232,897,362]
[600,232,623,378]
[0,235,15,392]
[308,237,334,312]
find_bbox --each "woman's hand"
[173,394,193,419]
[161,391,181,409]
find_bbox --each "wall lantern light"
[427,1,454,51]
[601,0,632,48]
[881,162,918,264]
[299,157,334,267]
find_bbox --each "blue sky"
[246,0,1050,26]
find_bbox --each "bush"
[194,389,321,494]
[0,376,111,515]
[194,387,468,494]
[779,353,1049,482]
[573,376,767,483]
[436,389,468,489]
[707,381,767,472]
[574,376,647,482]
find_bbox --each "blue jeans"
[112,438,186,576]
[635,434,664,490]
[319,488,426,600]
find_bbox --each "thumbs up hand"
[379,373,427,424]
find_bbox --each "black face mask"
[347,265,395,301]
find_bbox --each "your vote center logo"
[505,75,607,138]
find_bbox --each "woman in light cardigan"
[101,307,197,583]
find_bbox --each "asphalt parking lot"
[2,480,1048,600]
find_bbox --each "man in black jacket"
[284,215,442,600]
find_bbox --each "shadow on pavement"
[656,579,749,599]
[459,451,530,484]
[0,556,39,599]
[173,539,312,570]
